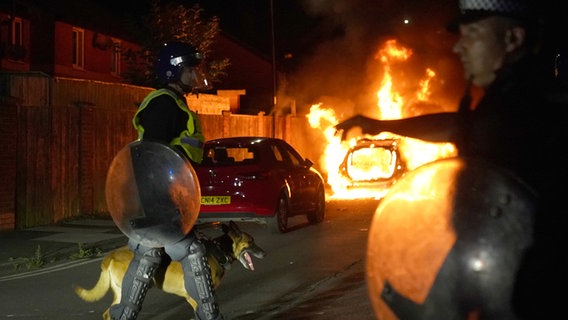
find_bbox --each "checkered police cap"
[447,0,534,32]
[458,0,528,15]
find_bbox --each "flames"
[307,39,457,199]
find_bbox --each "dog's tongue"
[245,252,254,271]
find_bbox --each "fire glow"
[307,39,457,200]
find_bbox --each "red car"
[194,136,326,233]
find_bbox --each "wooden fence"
[0,73,322,230]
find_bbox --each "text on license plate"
[201,196,231,205]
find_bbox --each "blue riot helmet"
[155,41,211,92]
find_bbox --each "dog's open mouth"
[239,247,266,271]
[239,251,254,270]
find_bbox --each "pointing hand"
[334,115,381,140]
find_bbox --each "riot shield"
[366,157,537,320]
[105,140,200,248]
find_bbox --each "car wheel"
[269,192,289,233]
[307,186,325,224]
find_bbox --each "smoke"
[281,0,465,119]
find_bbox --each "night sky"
[97,0,333,63]
[193,0,464,113]
[98,0,566,67]
[98,0,567,115]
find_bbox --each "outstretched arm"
[334,113,461,143]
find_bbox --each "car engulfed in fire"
[338,138,407,191]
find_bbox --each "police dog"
[74,221,266,319]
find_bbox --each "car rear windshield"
[201,145,259,166]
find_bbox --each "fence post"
[258,111,265,136]
[284,114,292,142]
[222,110,231,137]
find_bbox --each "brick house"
[0,0,275,113]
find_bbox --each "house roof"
[210,31,275,92]
[3,0,147,43]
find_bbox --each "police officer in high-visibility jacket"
[109,41,223,320]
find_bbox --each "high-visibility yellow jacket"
[132,88,204,163]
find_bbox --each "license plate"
[201,196,231,205]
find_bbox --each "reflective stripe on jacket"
[132,88,204,163]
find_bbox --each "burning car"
[338,138,407,191]
[306,39,459,199]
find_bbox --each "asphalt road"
[0,198,380,320]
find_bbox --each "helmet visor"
[182,64,212,91]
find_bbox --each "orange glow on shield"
[169,178,200,237]
[366,159,462,320]
[307,39,457,199]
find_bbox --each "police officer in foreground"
[336,0,568,319]
[108,41,223,320]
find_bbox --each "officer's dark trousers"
[108,231,223,320]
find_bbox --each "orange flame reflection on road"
[307,39,457,200]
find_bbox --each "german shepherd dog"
[74,221,266,319]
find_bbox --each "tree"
[122,1,230,87]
